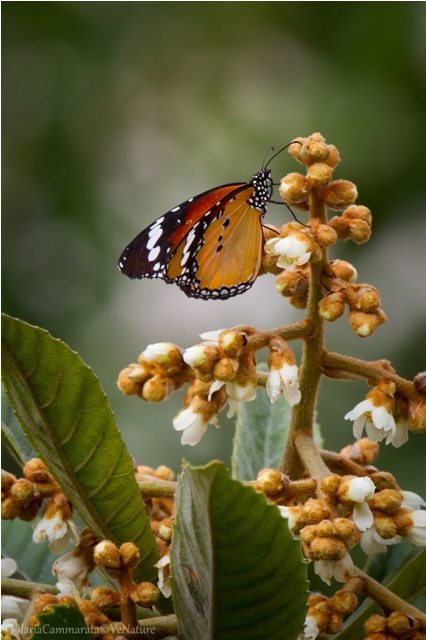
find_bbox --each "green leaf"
[333,546,426,640]
[232,365,323,481]
[171,462,308,640]
[29,605,92,639]
[2,383,37,466]
[1,314,158,583]
[2,518,57,585]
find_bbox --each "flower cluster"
[363,612,425,640]
[117,342,192,402]
[1,458,58,523]
[320,280,386,337]
[298,587,359,640]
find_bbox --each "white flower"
[345,477,375,532]
[265,236,311,271]
[277,506,300,533]
[56,577,82,602]
[0,597,28,624]
[266,364,301,406]
[314,552,353,586]
[154,555,171,598]
[52,551,91,590]
[297,615,319,640]
[226,380,256,402]
[183,345,209,367]
[33,511,80,554]
[392,419,409,447]
[360,527,401,555]
[142,342,177,362]
[173,407,218,446]
[0,619,21,639]
[406,511,426,545]
[345,398,397,445]
[1,558,18,578]
[400,491,426,511]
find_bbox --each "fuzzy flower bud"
[414,372,426,396]
[408,401,426,433]
[278,173,310,204]
[344,205,372,225]
[275,267,309,297]
[331,259,358,282]
[303,500,328,525]
[9,479,36,507]
[117,366,143,396]
[142,374,174,402]
[354,287,381,313]
[347,218,372,244]
[319,292,346,322]
[324,145,341,168]
[370,489,402,513]
[24,459,59,496]
[213,357,238,382]
[321,180,358,210]
[311,223,338,248]
[348,309,383,337]
[119,542,140,568]
[93,540,122,572]
[218,330,246,357]
[256,469,286,495]
[158,517,174,542]
[142,342,182,366]
[90,586,121,609]
[321,475,341,496]
[307,162,333,187]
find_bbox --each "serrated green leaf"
[232,364,323,481]
[1,314,158,583]
[2,383,37,466]
[332,546,426,640]
[29,605,92,639]
[171,462,308,640]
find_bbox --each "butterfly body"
[118,167,273,300]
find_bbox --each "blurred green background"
[2,2,426,491]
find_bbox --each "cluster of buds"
[93,540,160,608]
[300,587,359,638]
[1,458,58,523]
[117,342,192,403]
[329,205,372,244]
[320,279,386,337]
[344,379,422,447]
[364,612,426,640]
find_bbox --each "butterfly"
[118,145,296,300]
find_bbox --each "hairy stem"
[293,431,330,479]
[280,189,328,477]
[110,614,178,639]
[246,319,313,350]
[138,476,176,499]
[1,577,58,599]
[353,568,426,627]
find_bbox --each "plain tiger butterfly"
[118,144,297,300]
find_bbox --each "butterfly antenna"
[264,139,302,170]
[262,146,275,170]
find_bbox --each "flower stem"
[110,614,178,638]
[138,476,176,499]
[1,577,58,599]
[353,567,426,626]
[280,189,328,477]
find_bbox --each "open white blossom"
[345,398,398,446]
[154,555,171,598]
[173,408,218,446]
[0,619,21,639]
[56,577,83,602]
[401,491,426,511]
[266,363,301,406]
[52,551,91,591]
[345,477,375,531]
[33,511,80,554]
[297,615,319,640]
[314,552,353,585]
[265,236,311,271]
[360,527,401,555]
[406,511,426,545]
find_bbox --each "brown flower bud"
[24,459,59,496]
[120,542,140,568]
[275,268,309,297]
[256,468,286,495]
[321,475,341,496]
[1,470,17,497]
[128,365,150,385]
[344,205,372,225]
[158,517,174,542]
[387,612,411,634]
[79,600,109,627]
[347,218,372,244]
[356,438,380,464]
[90,586,121,609]
[304,499,329,524]
[331,259,357,282]
[1,496,22,520]
[333,518,359,541]
[312,223,338,248]
[324,145,341,168]
[307,162,333,187]
[374,514,397,539]
[117,366,143,396]
[328,215,351,239]
[10,479,36,507]
[370,490,401,513]
[289,294,308,309]
[322,181,358,210]
[408,400,426,433]
[315,520,335,537]
[309,536,347,560]
[33,593,60,614]
[414,372,426,396]
[154,465,175,481]
[213,356,238,382]
[319,292,346,322]
[218,330,246,357]
[330,591,358,615]
[327,613,343,634]
[355,287,381,313]
[142,374,174,402]
[366,470,397,491]
[348,310,381,337]
[278,173,311,204]
[93,540,122,571]
[364,614,387,634]
[288,137,308,163]
[300,524,317,544]
[130,582,160,608]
